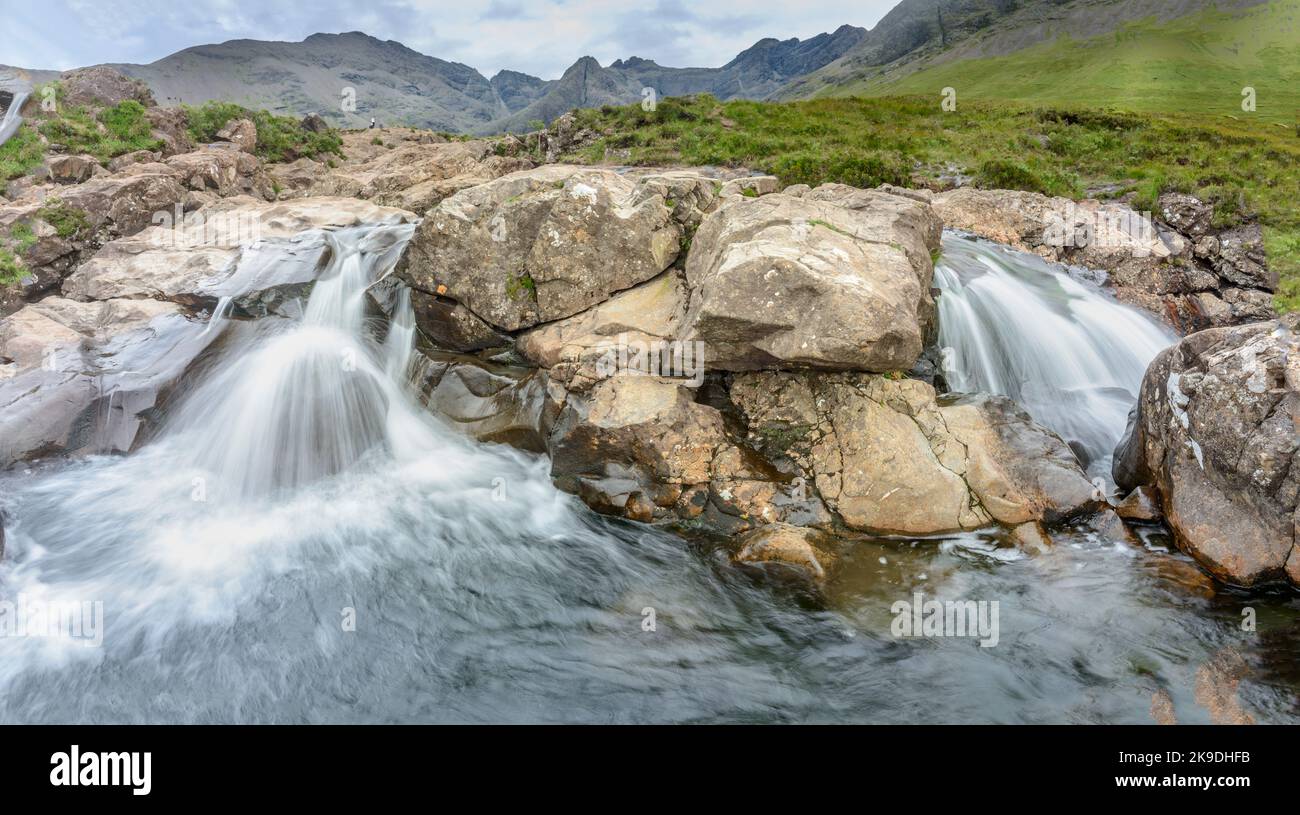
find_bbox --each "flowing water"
[934,232,1177,481]
[0,69,32,149]
[0,225,1297,724]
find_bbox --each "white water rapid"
[934,232,1176,480]
[1,222,1296,724]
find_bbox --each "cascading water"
[933,232,1176,480]
[0,222,1296,724]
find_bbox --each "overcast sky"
[5,0,897,79]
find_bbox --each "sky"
[4,0,897,79]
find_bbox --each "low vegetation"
[0,126,46,181]
[566,94,1300,312]
[29,83,164,164]
[185,101,343,162]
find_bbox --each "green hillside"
[824,1,1300,127]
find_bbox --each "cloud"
[11,0,898,78]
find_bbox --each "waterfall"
[934,232,1175,480]
[1,222,1297,724]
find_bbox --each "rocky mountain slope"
[777,0,1277,107]
[28,27,863,135]
[490,24,866,133]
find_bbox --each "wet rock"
[1193,647,1255,725]
[1114,485,1163,522]
[62,196,416,310]
[414,355,548,451]
[1088,507,1141,546]
[1114,315,1299,588]
[733,523,839,582]
[1010,521,1053,554]
[1150,689,1177,725]
[730,372,1098,534]
[681,183,942,372]
[400,165,681,332]
[0,296,180,372]
[548,374,725,509]
[0,310,218,467]
[408,289,511,352]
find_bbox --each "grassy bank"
[566,94,1300,312]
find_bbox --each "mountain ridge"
[21,27,866,134]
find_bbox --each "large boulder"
[529,362,1097,536]
[680,183,942,372]
[1114,315,1299,587]
[412,354,549,451]
[215,118,257,154]
[399,165,693,332]
[547,374,727,520]
[933,187,1276,332]
[58,67,155,109]
[730,372,1099,534]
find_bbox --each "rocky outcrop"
[1,150,285,319]
[730,372,1098,534]
[534,365,1097,538]
[933,187,1276,333]
[681,183,942,372]
[58,66,156,109]
[164,145,275,199]
[62,196,414,310]
[269,128,533,213]
[399,165,710,333]
[0,196,417,468]
[1114,315,1299,588]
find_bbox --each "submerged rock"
[1114,315,1299,588]
[733,523,839,583]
